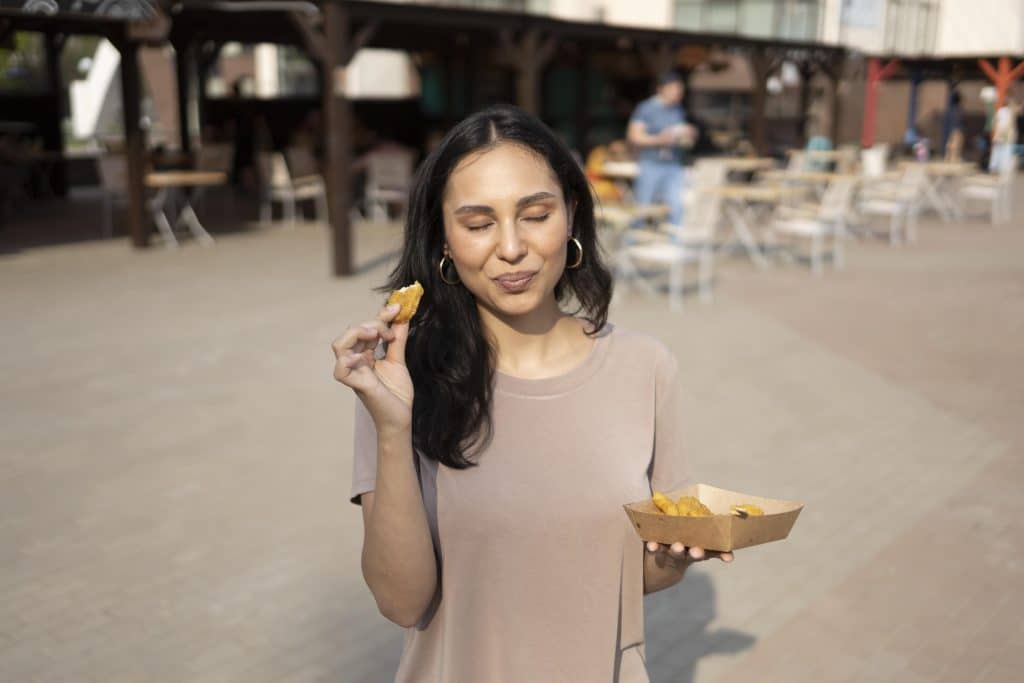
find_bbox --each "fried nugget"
[387,281,424,324]
[730,503,764,517]
[652,491,680,516]
[676,496,713,517]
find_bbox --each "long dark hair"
[382,104,613,469]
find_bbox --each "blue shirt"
[629,96,687,165]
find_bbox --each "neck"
[477,297,587,378]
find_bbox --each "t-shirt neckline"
[495,322,614,398]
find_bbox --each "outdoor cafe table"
[144,170,227,247]
[715,156,777,172]
[896,160,975,222]
[699,184,804,268]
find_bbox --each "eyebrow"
[453,191,558,216]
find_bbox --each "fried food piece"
[651,491,680,516]
[387,281,424,324]
[730,503,764,517]
[676,496,713,517]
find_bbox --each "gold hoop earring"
[439,255,461,285]
[567,237,584,270]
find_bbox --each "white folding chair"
[615,190,722,310]
[858,165,925,245]
[959,153,1016,224]
[259,151,327,226]
[771,177,857,275]
[359,148,414,221]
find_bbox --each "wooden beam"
[117,41,149,248]
[748,49,782,154]
[342,20,380,65]
[323,0,354,277]
[44,32,68,197]
[497,28,560,116]
[289,11,326,63]
[174,41,193,154]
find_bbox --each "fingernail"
[387,303,400,312]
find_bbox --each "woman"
[332,105,733,682]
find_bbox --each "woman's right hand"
[332,303,413,434]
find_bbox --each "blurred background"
[1,1,1022,682]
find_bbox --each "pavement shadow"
[643,570,756,682]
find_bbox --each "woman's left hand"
[646,541,734,564]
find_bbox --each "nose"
[495,218,528,263]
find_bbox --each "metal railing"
[673,0,824,42]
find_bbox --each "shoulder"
[631,97,657,119]
[602,324,678,377]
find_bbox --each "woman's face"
[441,143,572,320]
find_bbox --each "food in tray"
[652,491,679,516]
[675,496,714,517]
[387,281,424,324]
[730,504,765,518]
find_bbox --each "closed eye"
[524,214,550,223]
[467,222,494,231]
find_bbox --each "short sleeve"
[648,345,690,494]
[350,400,378,505]
[629,100,654,131]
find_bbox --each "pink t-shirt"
[351,323,689,682]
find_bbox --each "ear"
[566,200,577,237]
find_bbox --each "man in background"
[989,96,1020,173]
[626,71,696,230]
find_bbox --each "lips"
[494,270,537,292]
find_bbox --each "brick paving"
[1,191,1022,682]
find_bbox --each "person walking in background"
[626,71,696,231]
[989,96,1019,173]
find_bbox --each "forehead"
[444,143,561,204]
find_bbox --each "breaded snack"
[387,281,424,324]
[676,496,713,517]
[730,504,764,517]
[651,491,680,516]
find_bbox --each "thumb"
[385,321,409,366]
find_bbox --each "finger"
[688,546,706,561]
[669,542,686,557]
[331,323,390,358]
[360,320,396,343]
[385,318,409,366]
[646,541,659,553]
[377,303,400,322]
[719,552,734,563]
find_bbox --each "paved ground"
[1,190,1022,682]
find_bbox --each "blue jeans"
[632,160,686,229]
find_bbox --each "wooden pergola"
[2,0,846,276]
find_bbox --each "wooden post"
[978,56,1024,108]
[118,40,149,248]
[575,46,592,153]
[323,0,353,276]
[798,64,814,145]
[748,49,775,155]
[174,40,193,155]
[860,58,899,148]
[44,32,68,197]
[502,28,557,117]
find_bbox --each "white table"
[700,184,803,268]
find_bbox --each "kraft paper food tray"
[623,483,804,552]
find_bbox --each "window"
[673,1,823,41]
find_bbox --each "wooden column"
[748,49,778,155]
[502,29,557,117]
[323,0,354,276]
[174,40,193,155]
[820,55,845,145]
[575,46,592,153]
[860,58,900,148]
[44,32,68,197]
[798,64,814,145]
[118,40,149,248]
[978,56,1024,108]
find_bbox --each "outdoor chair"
[859,144,889,179]
[857,164,926,245]
[959,153,1016,224]
[615,189,722,310]
[258,151,327,226]
[195,143,233,174]
[770,177,857,275]
[356,147,415,222]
